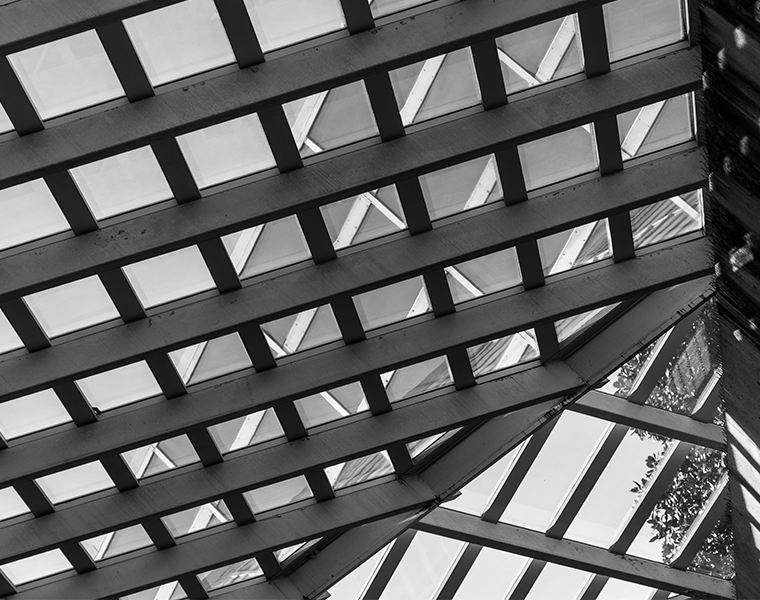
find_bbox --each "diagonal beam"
[535,16,576,82]
[399,55,446,126]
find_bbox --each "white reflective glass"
[604,0,685,63]
[407,432,446,459]
[467,330,538,378]
[354,276,429,331]
[525,563,590,600]
[0,179,69,251]
[77,361,162,412]
[24,276,119,337]
[325,450,394,490]
[283,81,378,157]
[597,578,656,600]
[275,541,306,563]
[326,544,390,600]
[70,146,173,220]
[0,310,23,355]
[169,332,252,385]
[124,0,235,86]
[222,216,312,279]
[619,94,694,161]
[631,191,703,250]
[497,15,584,95]
[199,557,263,591]
[122,434,200,479]
[243,475,313,514]
[538,220,611,276]
[81,525,152,561]
[419,154,502,221]
[162,500,232,537]
[390,49,480,126]
[208,408,285,454]
[447,248,522,305]
[0,487,29,522]
[123,246,215,308]
[243,0,346,53]
[383,356,454,403]
[0,389,71,439]
[8,31,124,120]
[453,547,528,600]
[0,549,72,585]
[177,113,276,189]
[262,305,342,357]
[369,0,436,18]
[294,382,368,429]
[518,125,598,190]
[0,102,13,133]
[555,304,618,345]
[36,461,114,504]
[121,582,187,600]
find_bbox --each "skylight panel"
[0,102,13,134]
[0,179,70,252]
[0,389,72,440]
[452,547,528,600]
[261,305,342,358]
[294,382,368,429]
[283,81,378,157]
[524,563,590,600]
[618,94,694,161]
[604,0,685,63]
[243,475,313,514]
[243,0,346,53]
[446,248,522,305]
[0,310,23,355]
[124,0,236,86]
[538,220,612,276]
[419,154,502,221]
[555,304,619,345]
[122,245,216,309]
[70,146,173,220]
[389,49,480,126]
[631,192,703,250]
[207,408,285,454]
[0,487,30,522]
[35,461,115,504]
[368,0,439,19]
[596,579,657,600]
[353,276,430,332]
[162,500,232,537]
[169,333,252,385]
[518,125,598,191]
[121,582,187,600]
[176,113,276,189]
[382,356,454,403]
[0,549,72,585]
[81,525,153,561]
[76,361,163,412]
[23,275,120,338]
[496,15,584,95]
[121,434,200,479]
[8,31,124,120]
[467,330,538,378]
[198,557,264,591]
[325,451,394,491]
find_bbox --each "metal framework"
[0,0,746,598]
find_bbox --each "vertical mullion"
[362,530,417,600]
[198,238,242,293]
[54,381,98,425]
[577,6,611,78]
[187,428,225,466]
[365,72,405,141]
[298,208,337,264]
[396,178,432,234]
[96,21,154,102]
[331,296,366,344]
[101,454,140,491]
[516,241,545,291]
[273,401,308,441]
[60,540,97,574]
[99,269,146,323]
[436,543,482,600]
[471,39,508,110]
[0,298,50,352]
[0,57,43,134]
[146,353,187,399]
[259,105,303,172]
[424,269,455,317]
[339,0,375,34]
[214,0,265,68]
[43,171,99,235]
[151,137,202,204]
[14,479,55,517]
[239,323,277,371]
[361,374,392,415]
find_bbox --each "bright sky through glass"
[76,361,162,412]
[0,549,72,585]
[0,179,69,252]
[0,389,71,439]
[604,0,685,63]
[0,487,29,522]
[36,461,114,504]
[0,102,13,133]
[0,309,23,355]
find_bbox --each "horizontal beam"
[0,153,706,402]
[416,509,733,599]
[0,49,701,302]
[0,365,581,561]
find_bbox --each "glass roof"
[0,102,13,134]
[0,389,71,440]
[122,434,200,479]
[36,461,115,504]
[0,179,70,252]
[243,475,313,514]
[0,549,72,586]
[208,407,285,454]
[0,309,24,355]
[76,360,162,412]
[82,524,153,561]
[604,0,686,63]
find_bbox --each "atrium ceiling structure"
[0,0,754,598]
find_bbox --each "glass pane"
[618,94,693,161]
[222,216,311,279]
[326,451,394,491]
[294,382,368,429]
[538,220,611,276]
[122,435,200,479]
[598,341,658,397]
[262,305,341,357]
[632,191,703,250]
[518,125,598,190]
[379,532,464,600]
[77,361,162,412]
[36,461,114,504]
[321,186,407,250]
[198,557,263,591]
[407,432,446,459]
[0,549,72,585]
[208,408,285,453]
[419,154,502,221]
[123,245,215,308]
[467,330,538,378]
[390,49,480,126]
[446,248,522,305]
[0,179,69,251]
[0,102,12,133]
[81,525,152,560]
[597,578,656,600]
[162,500,232,537]
[0,309,23,355]
[497,15,584,95]
[453,547,528,600]
[8,31,123,120]
[243,475,313,514]
[177,113,276,189]
[124,0,235,86]
[0,487,29,522]
[122,582,186,600]
[525,563,590,600]
[354,276,429,331]
[276,538,320,563]
[0,389,71,439]
[283,81,378,157]
[383,356,454,403]
[24,276,119,337]
[169,332,252,385]
[499,412,610,531]
[689,515,734,579]
[604,0,685,63]
[369,0,437,18]
[70,146,172,220]
[326,544,391,600]
[444,444,523,517]
[244,0,345,52]
[555,304,618,345]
